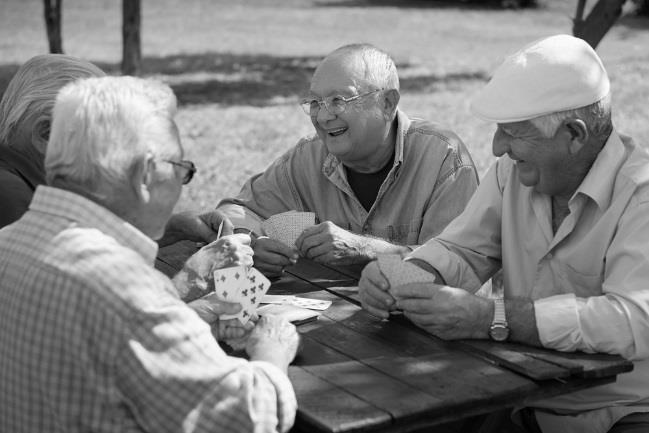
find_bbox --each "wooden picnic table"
[157,241,634,433]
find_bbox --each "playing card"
[376,254,437,290]
[261,211,316,248]
[260,294,331,311]
[257,303,320,324]
[261,294,297,304]
[291,297,332,311]
[212,266,271,324]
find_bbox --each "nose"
[315,103,336,124]
[492,129,511,157]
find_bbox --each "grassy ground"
[1,0,649,211]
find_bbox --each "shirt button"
[546,253,553,259]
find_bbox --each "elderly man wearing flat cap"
[359,34,649,433]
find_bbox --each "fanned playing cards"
[376,254,437,290]
[261,210,316,248]
[213,266,271,324]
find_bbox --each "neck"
[345,119,397,173]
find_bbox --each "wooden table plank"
[289,367,392,433]
[156,244,633,432]
[459,340,634,379]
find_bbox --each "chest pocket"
[554,260,605,297]
[387,218,423,245]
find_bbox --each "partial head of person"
[471,34,613,198]
[302,43,401,172]
[45,76,196,240]
[0,54,105,162]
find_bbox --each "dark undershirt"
[344,152,395,212]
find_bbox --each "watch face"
[490,324,509,342]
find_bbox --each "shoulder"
[0,169,34,227]
[620,141,649,205]
[404,117,474,167]
[273,133,328,168]
[47,228,176,313]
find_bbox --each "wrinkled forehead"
[497,120,539,137]
[310,54,370,97]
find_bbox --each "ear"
[563,119,589,155]
[130,152,155,205]
[31,116,51,155]
[382,89,400,119]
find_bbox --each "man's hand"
[358,261,396,319]
[188,292,255,341]
[246,315,300,373]
[159,210,234,247]
[295,221,371,265]
[391,283,492,340]
[253,237,298,277]
[173,234,253,301]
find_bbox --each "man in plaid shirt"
[0,76,299,432]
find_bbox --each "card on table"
[261,211,316,248]
[376,254,437,290]
[260,294,332,311]
[257,303,320,325]
[213,266,271,324]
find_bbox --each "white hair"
[328,43,400,92]
[0,54,104,146]
[45,76,178,196]
[530,93,613,139]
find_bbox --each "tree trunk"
[43,0,63,54]
[573,0,627,48]
[122,0,142,76]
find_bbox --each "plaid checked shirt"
[0,186,296,433]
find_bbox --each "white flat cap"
[470,34,610,123]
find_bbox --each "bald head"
[313,44,399,94]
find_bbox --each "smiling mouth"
[327,127,347,137]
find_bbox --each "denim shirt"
[218,110,478,247]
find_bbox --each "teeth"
[328,127,347,136]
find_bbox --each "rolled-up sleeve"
[217,142,308,235]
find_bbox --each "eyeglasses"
[164,159,196,184]
[300,89,382,116]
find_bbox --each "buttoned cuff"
[534,294,582,352]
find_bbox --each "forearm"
[362,236,412,259]
[506,298,542,346]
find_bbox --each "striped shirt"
[0,186,296,433]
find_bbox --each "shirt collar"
[322,108,408,176]
[573,130,626,210]
[29,185,158,264]
[0,142,45,190]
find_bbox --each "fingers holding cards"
[376,254,437,294]
[261,211,316,249]
[213,266,271,325]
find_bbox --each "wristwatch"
[489,298,510,342]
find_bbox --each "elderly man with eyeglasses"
[0,76,299,433]
[171,43,478,276]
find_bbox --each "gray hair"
[0,54,104,146]
[45,76,178,196]
[327,43,400,92]
[530,93,613,140]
